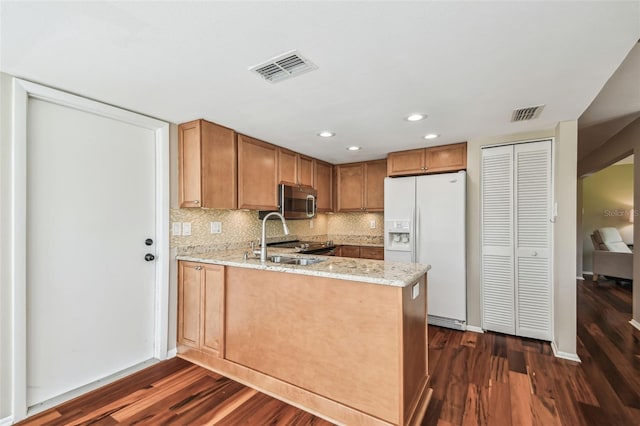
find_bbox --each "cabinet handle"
[195,266,202,270]
[193,200,200,204]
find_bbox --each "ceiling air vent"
[249,50,317,83]
[511,105,545,122]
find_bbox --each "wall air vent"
[249,50,317,83]
[511,105,545,122]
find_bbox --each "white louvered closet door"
[514,141,552,340]
[481,140,552,341]
[481,145,515,335]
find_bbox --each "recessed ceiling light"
[317,131,335,138]
[346,146,361,151]
[406,113,427,122]
[423,133,439,140]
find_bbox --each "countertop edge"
[176,254,430,288]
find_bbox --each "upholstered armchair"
[591,227,633,281]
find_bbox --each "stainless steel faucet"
[260,212,290,262]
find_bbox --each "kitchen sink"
[269,256,325,266]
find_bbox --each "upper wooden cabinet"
[315,160,334,212]
[298,155,314,187]
[178,119,237,209]
[336,159,387,212]
[177,261,225,357]
[364,160,386,211]
[387,142,467,176]
[278,148,315,187]
[237,134,279,210]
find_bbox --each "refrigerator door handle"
[410,206,415,263]
[416,206,420,261]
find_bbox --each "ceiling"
[578,42,640,160]
[1,1,639,164]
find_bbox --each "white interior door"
[481,145,515,335]
[26,97,157,406]
[514,140,552,340]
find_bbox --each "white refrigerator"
[384,171,467,330]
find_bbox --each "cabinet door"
[278,148,298,185]
[481,145,515,335]
[364,160,387,211]
[298,155,315,187]
[178,261,202,349]
[339,246,361,258]
[315,160,333,212]
[360,247,384,260]
[238,135,279,210]
[178,120,202,208]
[387,149,426,177]
[514,141,551,341]
[202,264,225,355]
[201,120,237,209]
[425,142,467,173]
[336,163,364,211]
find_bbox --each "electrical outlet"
[172,222,182,236]
[309,219,314,229]
[412,283,420,300]
[210,221,222,234]
[182,222,191,236]
[370,220,376,229]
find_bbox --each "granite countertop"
[177,248,430,288]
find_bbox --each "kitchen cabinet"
[278,148,315,187]
[336,159,387,212]
[237,134,279,210]
[314,160,334,212]
[178,119,237,208]
[336,245,384,260]
[387,142,467,176]
[360,246,384,260]
[338,245,360,258]
[178,261,224,356]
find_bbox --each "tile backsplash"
[170,209,384,252]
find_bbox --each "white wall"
[553,121,578,358]
[0,72,13,420]
[466,122,579,357]
[169,123,179,354]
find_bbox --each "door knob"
[145,253,155,262]
[145,238,153,246]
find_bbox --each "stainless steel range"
[267,240,336,256]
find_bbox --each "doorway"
[10,79,170,420]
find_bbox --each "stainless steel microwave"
[259,184,317,220]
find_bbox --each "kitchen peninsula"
[176,250,432,426]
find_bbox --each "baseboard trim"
[630,319,640,331]
[167,348,177,358]
[551,341,581,363]
[0,416,14,426]
[26,358,159,418]
[466,325,484,334]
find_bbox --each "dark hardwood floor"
[424,278,639,426]
[18,279,639,426]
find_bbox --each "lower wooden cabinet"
[336,245,384,260]
[360,246,384,260]
[178,261,224,356]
